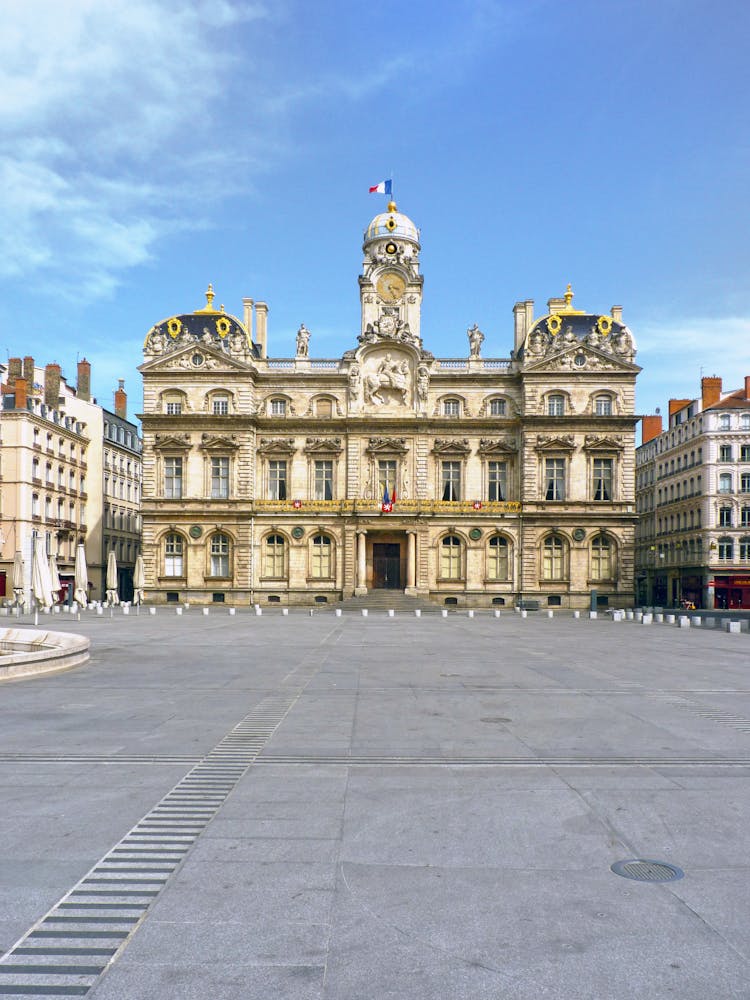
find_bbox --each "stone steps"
[336,592,441,613]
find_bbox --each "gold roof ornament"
[387,200,398,213]
[195,283,218,314]
[560,283,585,315]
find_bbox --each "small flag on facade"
[369,179,392,195]
[293,499,303,509]
[473,500,483,510]
[381,484,392,513]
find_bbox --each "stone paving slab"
[0,612,747,998]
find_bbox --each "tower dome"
[364,201,420,248]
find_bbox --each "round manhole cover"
[611,859,684,883]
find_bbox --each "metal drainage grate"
[611,859,684,882]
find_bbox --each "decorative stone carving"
[432,438,471,455]
[153,433,191,451]
[477,437,517,455]
[584,434,625,451]
[348,364,361,400]
[366,437,409,454]
[257,437,296,455]
[363,353,411,407]
[534,434,575,451]
[296,324,310,357]
[468,324,484,358]
[304,437,343,455]
[359,312,419,348]
[417,363,430,404]
[199,433,240,452]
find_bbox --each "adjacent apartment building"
[0,358,141,604]
[138,201,641,609]
[635,375,750,609]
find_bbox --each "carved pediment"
[534,434,576,452]
[139,342,253,375]
[304,437,343,455]
[153,434,191,451]
[523,345,638,374]
[257,437,296,455]
[584,434,625,452]
[366,437,410,455]
[432,438,471,456]
[199,433,240,452]
[477,437,518,455]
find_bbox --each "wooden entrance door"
[372,543,401,589]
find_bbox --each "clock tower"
[359,201,423,344]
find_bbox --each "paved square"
[1,610,749,998]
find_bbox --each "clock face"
[376,271,406,303]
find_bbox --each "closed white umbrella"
[74,544,89,606]
[12,550,25,607]
[48,553,61,603]
[133,554,145,606]
[106,550,119,607]
[32,538,54,610]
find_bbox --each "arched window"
[487,536,509,581]
[542,534,565,581]
[443,398,461,417]
[591,534,614,580]
[547,394,565,416]
[311,534,333,578]
[489,398,506,416]
[164,533,184,576]
[264,534,286,578]
[210,534,230,577]
[594,394,613,416]
[440,535,462,580]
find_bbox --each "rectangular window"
[547,395,564,416]
[488,461,507,501]
[212,397,229,415]
[378,460,397,499]
[314,460,333,500]
[443,399,460,417]
[741,473,750,494]
[719,473,733,494]
[269,460,287,500]
[719,506,733,527]
[441,461,461,501]
[210,535,229,576]
[718,539,733,560]
[164,457,183,499]
[271,399,287,416]
[720,445,733,462]
[545,458,565,500]
[595,396,612,416]
[593,458,613,501]
[742,507,750,527]
[166,402,182,415]
[741,445,750,462]
[165,536,183,576]
[211,457,230,499]
[489,399,506,416]
[740,539,750,560]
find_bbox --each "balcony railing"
[251,499,522,514]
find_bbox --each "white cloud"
[0,0,272,299]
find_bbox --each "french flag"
[369,179,392,195]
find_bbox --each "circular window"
[574,354,586,367]
[192,353,205,367]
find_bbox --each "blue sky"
[1,0,748,420]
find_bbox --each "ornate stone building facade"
[139,203,640,608]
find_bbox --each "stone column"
[406,531,417,594]
[355,531,367,596]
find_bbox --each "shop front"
[713,576,750,610]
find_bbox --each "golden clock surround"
[376,271,406,303]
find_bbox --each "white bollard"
[254,604,261,613]
[63,605,70,613]
[335,608,342,617]
[202,607,209,616]
[547,610,554,618]
[727,620,741,633]
[228,607,236,615]
[388,609,395,617]
[514,606,520,614]
[625,610,634,620]
[96,607,103,616]
[642,613,653,625]
[415,609,421,617]
[362,609,368,617]
[703,617,715,629]
[635,612,643,622]
[666,614,675,624]
[468,610,474,618]
[494,609,501,618]
[149,607,156,615]
[573,610,580,619]
[679,616,691,628]
[255,607,262,616]
[442,609,448,618]
[309,609,314,617]
[654,613,663,623]
[282,608,289,616]
[521,609,528,619]
[692,616,701,627]
[176,607,183,616]
[589,611,598,620]
[122,606,129,615]
[183,602,190,610]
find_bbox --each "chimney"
[513,300,534,354]
[255,301,268,358]
[745,375,750,401]
[242,297,254,344]
[114,379,127,419]
[7,357,21,384]
[668,398,691,418]
[23,356,34,386]
[77,358,91,401]
[44,363,61,408]
[14,377,27,410]
[611,305,623,323]
[701,376,722,410]
[547,295,566,314]
[641,414,663,444]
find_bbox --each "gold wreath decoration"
[215,317,231,338]
[547,314,562,335]
[597,315,612,336]
[167,317,182,338]
[386,216,397,231]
